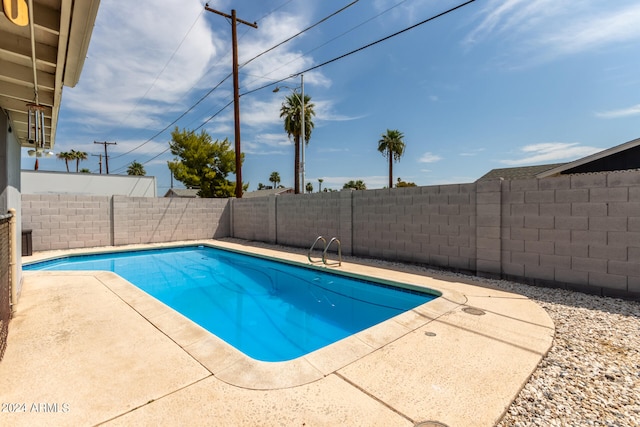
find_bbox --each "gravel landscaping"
[492,280,639,427]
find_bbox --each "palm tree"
[57,151,73,172]
[279,92,315,194]
[127,160,146,176]
[269,171,280,188]
[318,178,323,193]
[377,129,406,189]
[71,149,88,172]
[343,180,366,190]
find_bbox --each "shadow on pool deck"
[0,240,554,426]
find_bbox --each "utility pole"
[91,153,103,174]
[204,5,257,198]
[94,141,117,174]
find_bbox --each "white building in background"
[21,171,157,197]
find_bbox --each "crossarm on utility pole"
[204,6,257,28]
[94,141,117,174]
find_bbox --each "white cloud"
[238,13,331,90]
[64,0,219,129]
[499,142,602,165]
[418,152,442,163]
[464,1,640,65]
[459,148,485,156]
[242,98,284,128]
[595,104,640,119]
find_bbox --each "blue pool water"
[25,246,438,361]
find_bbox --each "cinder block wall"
[231,197,271,242]
[22,195,112,250]
[22,170,640,299]
[232,172,639,299]
[500,171,640,298]
[112,196,229,245]
[22,195,230,250]
[352,185,476,272]
[275,192,344,251]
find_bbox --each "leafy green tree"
[269,171,281,188]
[343,180,366,190]
[167,127,243,198]
[279,92,315,194]
[71,149,88,173]
[57,151,73,172]
[257,183,266,190]
[396,177,416,187]
[127,160,146,176]
[378,129,406,189]
[80,168,91,173]
[318,178,323,193]
[305,182,313,193]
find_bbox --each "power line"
[109,73,232,166]
[110,0,476,172]
[108,1,359,165]
[239,0,359,68]
[242,0,408,86]
[119,99,235,172]
[241,0,477,97]
[104,9,206,147]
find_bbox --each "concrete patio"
[0,240,554,426]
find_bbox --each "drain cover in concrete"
[462,306,486,316]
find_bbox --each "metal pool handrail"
[308,236,327,263]
[323,237,342,267]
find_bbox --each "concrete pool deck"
[0,240,554,426]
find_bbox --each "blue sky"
[23,0,640,194]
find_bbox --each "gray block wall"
[21,170,640,299]
[500,171,640,298]
[22,195,230,250]
[231,196,272,243]
[352,185,476,271]
[112,196,230,245]
[275,192,345,252]
[22,194,112,250]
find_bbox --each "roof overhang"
[536,137,640,178]
[0,0,100,150]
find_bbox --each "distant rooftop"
[242,188,294,198]
[477,163,566,181]
[478,136,640,182]
[164,188,199,198]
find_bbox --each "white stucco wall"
[21,171,157,197]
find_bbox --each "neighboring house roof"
[478,136,640,181]
[0,0,101,151]
[242,188,294,198]
[477,163,567,181]
[536,137,640,178]
[164,188,200,198]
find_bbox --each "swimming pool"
[25,246,439,362]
